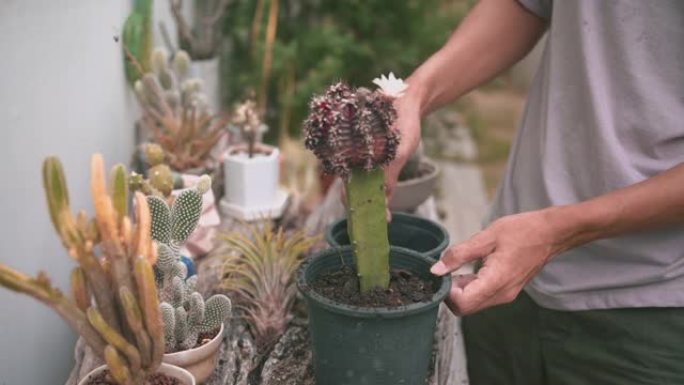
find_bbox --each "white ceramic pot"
[190,57,221,113]
[389,158,440,212]
[78,363,195,385]
[223,144,279,207]
[163,323,224,384]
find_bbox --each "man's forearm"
[549,164,684,252]
[405,0,547,116]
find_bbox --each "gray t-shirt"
[489,0,684,310]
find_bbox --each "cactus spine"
[304,82,401,292]
[0,155,163,385]
[147,176,231,352]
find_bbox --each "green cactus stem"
[346,168,390,291]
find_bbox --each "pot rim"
[225,143,278,159]
[163,322,224,360]
[325,212,450,259]
[297,246,451,319]
[396,158,439,188]
[78,362,196,385]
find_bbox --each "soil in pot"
[311,266,437,307]
[86,371,180,385]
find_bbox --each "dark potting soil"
[85,370,180,385]
[311,266,436,307]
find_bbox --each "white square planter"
[220,145,288,220]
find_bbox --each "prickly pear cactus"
[149,175,232,352]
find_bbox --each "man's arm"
[432,163,684,315]
[386,0,547,199]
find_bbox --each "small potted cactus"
[297,76,450,385]
[220,97,287,220]
[146,176,232,382]
[0,154,195,385]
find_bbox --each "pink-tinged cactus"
[303,82,400,180]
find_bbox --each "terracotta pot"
[77,363,195,385]
[163,323,224,384]
[390,159,439,212]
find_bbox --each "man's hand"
[431,208,573,315]
[384,89,423,220]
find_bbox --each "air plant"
[170,0,230,60]
[134,48,227,172]
[0,155,163,385]
[229,97,268,158]
[303,74,405,292]
[219,222,318,350]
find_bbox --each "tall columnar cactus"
[304,74,407,292]
[146,176,231,352]
[134,48,226,172]
[0,155,163,385]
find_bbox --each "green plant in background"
[170,0,230,60]
[134,48,227,172]
[221,0,470,141]
[146,175,232,352]
[0,155,163,385]
[122,0,153,84]
[303,78,403,292]
[219,221,318,350]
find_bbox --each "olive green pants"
[462,292,684,385]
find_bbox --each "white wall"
[0,1,136,383]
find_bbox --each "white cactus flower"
[372,72,408,98]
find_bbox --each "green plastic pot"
[297,246,451,385]
[326,212,450,260]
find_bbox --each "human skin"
[386,0,684,315]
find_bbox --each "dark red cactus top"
[304,82,400,179]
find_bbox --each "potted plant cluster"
[0,154,195,385]
[390,141,440,212]
[169,0,230,112]
[298,77,451,385]
[220,97,288,220]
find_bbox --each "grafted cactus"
[134,48,226,172]
[304,76,405,292]
[147,175,231,352]
[0,155,163,385]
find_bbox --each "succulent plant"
[229,97,268,158]
[134,48,226,172]
[303,77,404,292]
[121,0,152,84]
[0,155,163,385]
[220,221,318,351]
[146,175,231,352]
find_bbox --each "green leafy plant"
[0,155,163,385]
[303,80,401,292]
[134,48,226,172]
[219,221,318,350]
[146,175,232,352]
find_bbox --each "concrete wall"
[0,1,135,383]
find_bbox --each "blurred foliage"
[221,0,473,142]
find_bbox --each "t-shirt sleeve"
[517,0,553,20]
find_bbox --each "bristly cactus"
[304,76,405,292]
[134,47,226,172]
[0,155,163,385]
[147,175,232,352]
